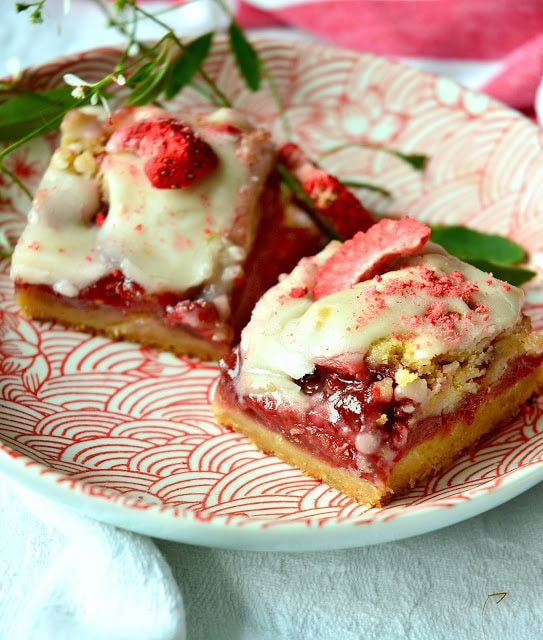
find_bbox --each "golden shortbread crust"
[14,286,226,360]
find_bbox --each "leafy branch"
[1,0,260,201]
[2,0,266,140]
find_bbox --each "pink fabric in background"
[236,0,543,112]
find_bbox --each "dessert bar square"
[10,106,318,359]
[213,217,543,505]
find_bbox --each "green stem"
[14,0,46,23]
[262,66,291,140]
[212,0,291,137]
[276,163,341,241]
[340,180,391,197]
[318,142,428,171]
[115,0,232,107]
[0,163,33,200]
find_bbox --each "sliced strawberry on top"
[278,142,305,169]
[278,142,374,239]
[106,118,219,189]
[312,216,431,300]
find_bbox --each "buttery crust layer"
[14,285,227,361]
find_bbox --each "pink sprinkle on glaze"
[475,304,489,313]
[424,301,448,325]
[289,286,308,298]
[417,266,478,301]
[28,240,40,250]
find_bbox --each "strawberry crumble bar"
[213,217,543,505]
[10,106,322,359]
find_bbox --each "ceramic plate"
[1,38,542,552]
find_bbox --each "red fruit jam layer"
[219,349,542,484]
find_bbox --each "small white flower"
[114,74,127,86]
[97,93,111,116]
[63,73,92,88]
[128,43,140,57]
[71,86,86,100]
[64,73,100,104]
[63,72,110,113]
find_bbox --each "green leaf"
[0,228,13,258]
[165,31,214,99]
[319,143,428,172]
[467,260,536,286]
[429,225,526,265]
[125,61,157,88]
[430,225,535,285]
[0,87,76,140]
[228,21,261,91]
[386,149,428,171]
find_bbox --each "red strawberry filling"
[219,347,543,486]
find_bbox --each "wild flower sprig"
[2,0,281,173]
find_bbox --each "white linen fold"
[0,478,185,640]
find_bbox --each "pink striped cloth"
[235,0,543,115]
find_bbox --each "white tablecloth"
[1,2,542,638]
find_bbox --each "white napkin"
[0,477,185,640]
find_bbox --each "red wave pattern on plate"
[0,38,542,545]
